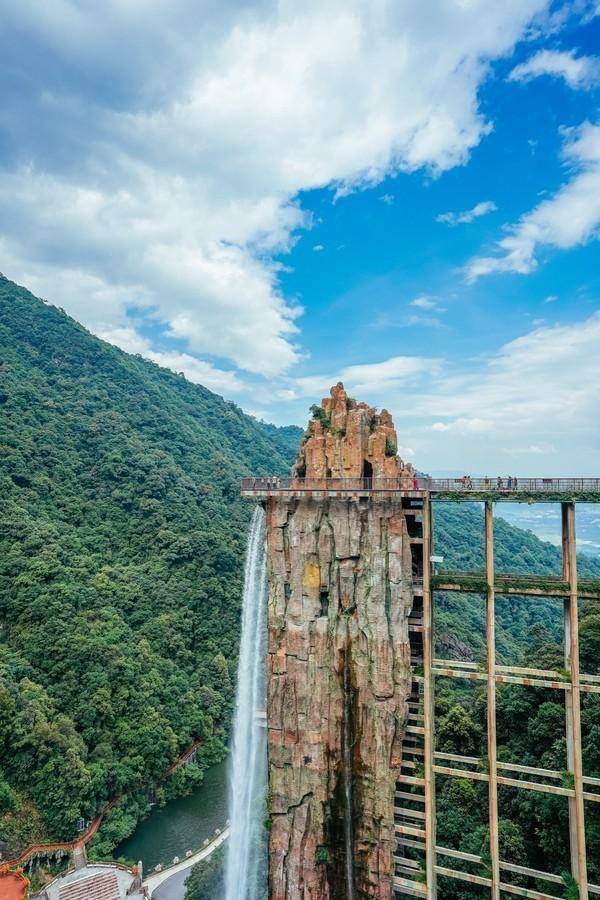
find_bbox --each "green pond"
[115,759,228,889]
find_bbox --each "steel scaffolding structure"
[395,498,600,900]
[241,476,600,898]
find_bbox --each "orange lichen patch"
[0,869,28,900]
[302,562,320,591]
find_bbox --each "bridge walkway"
[143,826,229,897]
[241,475,600,503]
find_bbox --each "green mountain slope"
[433,502,600,662]
[1,274,598,881]
[0,275,297,849]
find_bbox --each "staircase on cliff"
[394,496,429,898]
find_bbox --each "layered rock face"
[292,382,415,487]
[266,385,415,899]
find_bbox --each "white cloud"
[411,295,437,310]
[380,194,395,205]
[294,355,442,400]
[544,294,558,303]
[372,295,447,329]
[404,314,446,328]
[402,314,600,472]
[399,446,415,458]
[466,122,600,280]
[0,0,552,384]
[147,351,244,393]
[436,200,497,226]
[509,48,600,89]
[99,326,243,394]
[502,442,557,455]
[410,295,447,313]
[289,314,600,473]
[431,418,494,433]
[589,2,600,20]
[312,244,324,252]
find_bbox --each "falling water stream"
[224,506,268,900]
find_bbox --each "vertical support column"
[484,501,500,900]
[422,496,437,899]
[562,502,588,899]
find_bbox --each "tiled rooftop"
[43,865,144,900]
[58,871,120,900]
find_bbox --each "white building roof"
[43,864,145,900]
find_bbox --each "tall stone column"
[266,492,413,898]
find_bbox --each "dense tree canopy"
[1,274,599,890]
[0,276,297,849]
[184,847,225,900]
[429,505,600,895]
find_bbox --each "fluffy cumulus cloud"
[466,121,600,280]
[98,326,244,393]
[0,0,552,384]
[294,355,443,400]
[414,313,600,471]
[436,200,497,226]
[293,313,600,472]
[509,48,600,89]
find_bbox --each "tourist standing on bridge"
[497,476,503,490]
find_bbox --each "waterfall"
[224,506,268,900]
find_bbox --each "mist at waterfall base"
[224,507,269,900]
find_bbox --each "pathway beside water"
[115,508,270,900]
[114,759,228,888]
[145,827,230,899]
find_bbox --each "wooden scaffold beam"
[485,500,500,900]
[563,501,589,899]
[422,497,437,899]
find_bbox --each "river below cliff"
[114,759,228,895]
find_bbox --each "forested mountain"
[432,504,600,894]
[1,274,599,894]
[0,275,298,850]
[434,502,600,663]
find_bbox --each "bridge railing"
[241,476,600,494]
[241,476,413,491]
[428,476,600,493]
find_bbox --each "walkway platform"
[432,571,600,600]
[143,826,229,897]
[241,476,600,503]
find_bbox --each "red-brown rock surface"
[293,383,415,485]
[265,387,415,899]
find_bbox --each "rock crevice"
[267,497,413,898]
[266,384,416,899]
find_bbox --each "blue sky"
[0,1,599,473]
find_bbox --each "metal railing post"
[485,500,500,899]
[422,496,437,899]
[562,502,588,899]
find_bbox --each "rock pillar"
[266,384,416,899]
[266,497,413,898]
